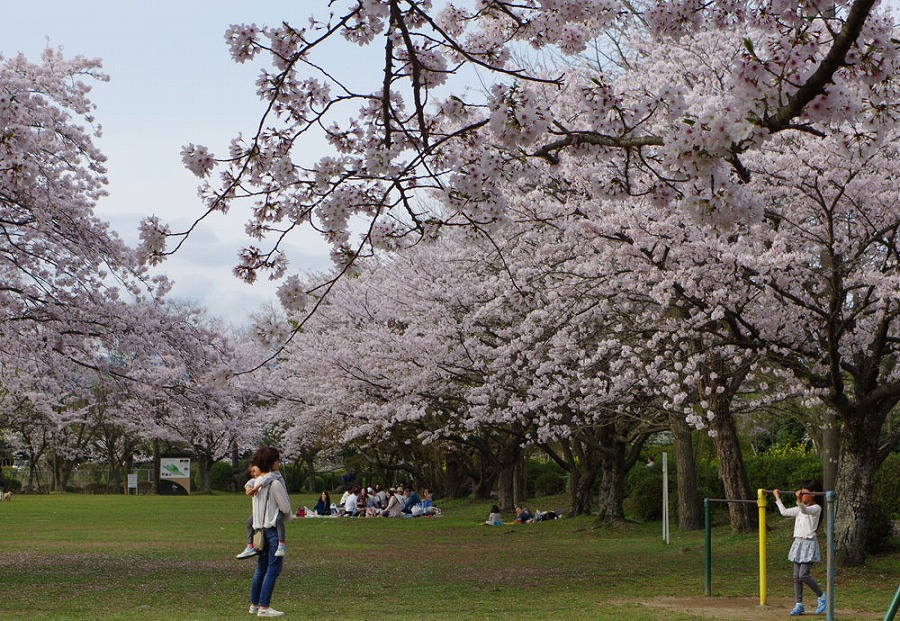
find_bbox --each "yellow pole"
[758,488,767,607]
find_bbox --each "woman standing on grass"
[248,447,292,618]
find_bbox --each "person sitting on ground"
[383,488,404,518]
[365,487,381,517]
[313,491,332,516]
[342,486,360,517]
[356,487,369,515]
[338,488,350,512]
[358,487,378,517]
[402,486,422,515]
[485,504,503,525]
[513,505,533,524]
[531,509,560,522]
[374,484,387,509]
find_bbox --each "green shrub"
[744,447,821,494]
[272,462,309,493]
[4,476,22,492]
[210,460,235,492]
[624,454,724,523]
[534,470,567,496]
[626,464,665,521]
[868,453,900,553]
[527,459,567,497]
[312,475,326,493]
[696,460,726,501]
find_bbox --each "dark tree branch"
[764,0,876,133]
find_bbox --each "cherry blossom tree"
[161,1,899,561]
[544,118,900,556]
[162,0,892,277]
[259,219,668,515]
[1,51,168,359]
[724,131,900,565]
[138,305,249,494]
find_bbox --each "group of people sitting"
[304,484,437,518]
[484,504,561,525]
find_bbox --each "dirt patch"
[637,596,884,620]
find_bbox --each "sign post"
[159,457,191,495]
[662,452,670,544]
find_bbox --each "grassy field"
[0,493,896,621]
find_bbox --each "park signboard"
[158,457,191,495]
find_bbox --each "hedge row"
[625,452,900,552]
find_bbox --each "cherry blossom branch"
[763,0,877,134]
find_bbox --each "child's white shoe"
[236,546,258,559]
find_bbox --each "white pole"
[662,452,670,544]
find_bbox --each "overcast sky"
[4,2,370,325]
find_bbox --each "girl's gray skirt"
[788,537,821,563]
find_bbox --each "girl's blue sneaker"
[816,595,827,615]
[790,602,805,616]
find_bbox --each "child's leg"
[236,516,259,558]
[797,562,823,597]
[275,513,286,544]
[792,563,804,603]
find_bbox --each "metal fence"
[8,463,154,494]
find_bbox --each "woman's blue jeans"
[250,527,283,608]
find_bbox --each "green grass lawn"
[0,493,896,620]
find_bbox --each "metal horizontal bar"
[705,498,759,504]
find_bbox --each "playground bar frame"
[704,489,835,620]
[885,583,900,621]
[762,489,828,496]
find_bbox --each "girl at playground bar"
[774,481,827,616]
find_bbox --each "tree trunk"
[594,424,629,525]
[151,439,161,495]
[832,405,886,566]
[595,468,626,523]
[50,455,76,492]
[109,463,122,494]
[229,440,241,493]
[707,401,755,532]
[472,452,496,500]
[495,443,523,511]
[198,452,213,494]
[513,452,527,505]
[822,409,840,492]
[569,458,600,516]
[27,460,39,491]
[440,452,466,500]
[543,435,602,517]
[23,444,44,492]
[302,456,314,492]
[671,414,702,530]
